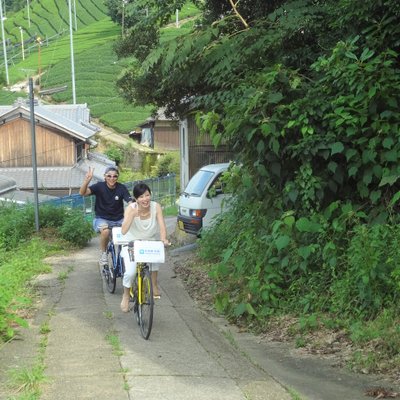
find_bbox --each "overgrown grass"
[0,239,53,341]
[5,317,52,399]
[7,364,47,399]
[0,204,94,342]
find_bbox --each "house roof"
[138,107,178,128]
[0,99,100,144]
[0,175,17,194]
[0,188,58,205]
[0,174,58,204]
[0,152,116,190]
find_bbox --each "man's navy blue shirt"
[89,182,132,221]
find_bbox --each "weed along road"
[3,221,397,400]
[36,220,290,400]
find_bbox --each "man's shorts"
[93,217,124,233]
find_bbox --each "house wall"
[187,115,233,179]
[0,119,77,167]
[179,114,234,189]
[154,120,179,150]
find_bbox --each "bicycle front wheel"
[105,244,117,293]
[138,267,154,340]
[130,275,140,325]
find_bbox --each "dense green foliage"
[151,151,181,192]
[0,204,94,341]
[111,0,400,374]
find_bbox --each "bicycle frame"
[108,241,123,277]
[103,227,125,294]
[128,242,155,340]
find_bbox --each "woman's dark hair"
[133,182,151,199]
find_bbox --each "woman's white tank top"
[127,201,158,240]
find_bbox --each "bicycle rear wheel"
[138,267,154,340]
[105,243,117,293]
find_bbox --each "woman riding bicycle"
[120,182,170,312]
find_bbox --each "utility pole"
[0,0,9,85]
[20,27,25,60]
[122,0,125,36]
[68,0,76,104]
[73,0,77,31]
[29,77,40,232]
[122,0,128,36]
[36,36,42,88]
[27,0,31,27]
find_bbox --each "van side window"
[207,175,225,198]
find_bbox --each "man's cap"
[104,166,119,175]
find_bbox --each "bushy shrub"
[39,204,69,228]
[104,145,123,165]
[0,204,35,250]
[57,209,94,247]
[330,224,400,318]
[152,152,180,192]
[152,152,180,177]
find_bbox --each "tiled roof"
[0,188,57,205]
[0,175,17,194]
[0,100,100,142]
[0,154,116,190]
[138,107,178,127]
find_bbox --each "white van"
[177,163,231,235]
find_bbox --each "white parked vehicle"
[177,163,231,235]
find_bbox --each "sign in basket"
[134,240,165,263]
[112,227,134,245]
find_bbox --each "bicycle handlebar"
[127,240,172,248]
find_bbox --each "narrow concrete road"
[108,248,290,400]
[38,229,291,400]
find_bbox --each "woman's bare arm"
[121,203,138,234]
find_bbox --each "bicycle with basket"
[102,225,125,294]
[111,227,165,340]
[128,240,165,339]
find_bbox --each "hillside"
[0,0,199,133]
[2,0,107,45]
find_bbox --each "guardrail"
[41,174,177,222]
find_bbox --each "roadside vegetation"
[109,0,400,380]
[0,204,93,343]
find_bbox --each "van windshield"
[184,170,214,196]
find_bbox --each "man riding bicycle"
[79,166,132,265]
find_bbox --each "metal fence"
[41,174,176,222]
